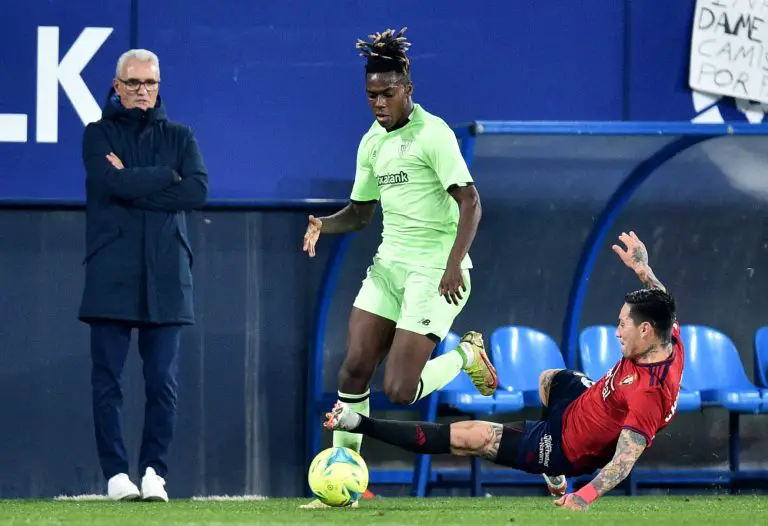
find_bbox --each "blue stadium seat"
[678,325,761,412]
[678,325,762,477]
[753,327,768,412]
[490,326,564,408]
[578,325,621,380]
[579,325,701,412]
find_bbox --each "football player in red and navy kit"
[324,231,683,511]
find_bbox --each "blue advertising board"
[1,0,758,203]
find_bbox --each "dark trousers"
[89,321,181,480]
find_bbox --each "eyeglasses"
[118,78,160,92]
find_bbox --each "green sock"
[333,390,370,452]
[411,347,466,403]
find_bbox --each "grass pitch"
[0,495,765,525]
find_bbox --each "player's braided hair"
[356,27,411,77]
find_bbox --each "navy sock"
[354,416,451,455]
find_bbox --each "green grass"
[0,496,766,525]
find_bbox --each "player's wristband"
[574,483,599,504]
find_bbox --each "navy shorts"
[497,369,594,476]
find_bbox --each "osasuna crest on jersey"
[620,374,636,386]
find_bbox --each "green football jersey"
[350,104,474,269]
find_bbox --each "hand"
[106,152,124,170]
[303,215,323,258]
[439,263,466,305]
[611,231,649,273]
[554,493,589,511]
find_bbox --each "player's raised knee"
[538,368,563,406]
[338,353,376,394]
[383,380,418,405]
[539,368,562,386]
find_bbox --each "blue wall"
[1,0,749,203]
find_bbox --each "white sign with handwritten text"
[689,0,768,103]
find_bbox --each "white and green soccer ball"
[307,447,369,507]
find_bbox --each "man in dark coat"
[79,49,208,501]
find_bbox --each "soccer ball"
[307,447,369,507]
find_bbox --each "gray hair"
[115,49,160,78]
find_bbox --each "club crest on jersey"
[620,374,637,386]
[399,140,412,157]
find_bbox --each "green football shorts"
[352,257,471,340]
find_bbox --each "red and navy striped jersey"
[561,321,684,473]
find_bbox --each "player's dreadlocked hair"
[356,27,412,78]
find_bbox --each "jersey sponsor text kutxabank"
[349,104,473,269]
[561,321,684,473]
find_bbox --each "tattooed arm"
[635,265,666,292]
[588,429,646,495]
[611,231,667,292]
[558,429,647,510]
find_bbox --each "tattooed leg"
[349,417,506,461]
[536,371,567,489]
[449,421,505,461]
[538,368,563,420]
[538,369,563,407]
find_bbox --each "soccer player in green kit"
[301,28,496,508]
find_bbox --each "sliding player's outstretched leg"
[325,402,579,495]
[325,402,522,463]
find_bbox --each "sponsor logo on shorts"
[538,433,553,467]
[376,171,409,186]
[418,318,431,326]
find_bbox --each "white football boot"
[323,402,361,432]
[107,473,140,501]
[543,474,567,496]
[141,467,169,502]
